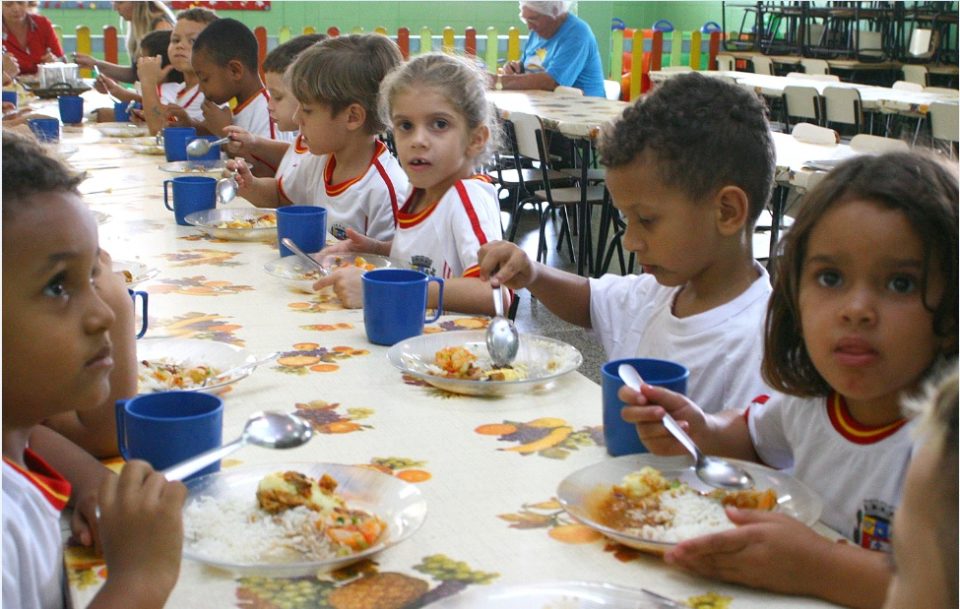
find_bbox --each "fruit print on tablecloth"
[179,232,232,244]
[423,317,489,333]
[150,275,255,296]
[294,400,373,434]
[153,311,245,345]
[367,457,432,483]
[234,555,497,609]
[300,322,354,332]
[475,417,604,458]
[276,342,369,375]
[287,293,346,314]
[498,498,602,544]
[157,248,244,267]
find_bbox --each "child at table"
[139,7,218,135]
[93,30,179,123]
[622,151,958,608]
[882,369,957,609]
[479,73,776,410]
[221,34,328,206]
[2,130,186,609]
[315,52,504,316]
[190,17,276,143]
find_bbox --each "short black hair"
[262,34,327,74]
[192,17,259,73]
[598,73,775,226]
[2,131,84,219]
[139,30,182,84]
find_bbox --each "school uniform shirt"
[391,176,501,278]
[3,449,72,609]
[589,261,772,413]
[312,140,409,242]
[276,133,324,206]
[2,14,63,75]
[232,87,276,140]
[275,129,298,144]
[159,81,204,122]
[748,391,914,547]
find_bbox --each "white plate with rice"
[136,338,252,394]
[182,462,427,576]
[557,454,822,556]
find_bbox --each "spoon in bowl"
[617,363,754,490]
[186,135,230,157]
[486,285,519,367]
[280,238,329,277]
[161,411,313,481]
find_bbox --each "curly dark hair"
[2,131,83,219]
[192,17,259,73]
[598,73,775,225]
[764,151,959,396]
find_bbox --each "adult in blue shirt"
[497,0,605,98]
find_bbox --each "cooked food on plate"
[428,345,528,382]
[213,213,277,230]
[138,359,219,391]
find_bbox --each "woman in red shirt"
[1,1,63,75]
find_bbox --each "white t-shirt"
[158,81,204,121]
[312,140,409,242]
[276,133,324,206]
[589,262,772,413]
[232,88,276,140]
[391,177,501,278]
[275,129,298,144]
[748,392,914,546]
[3,450,72,609]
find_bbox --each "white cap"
[519,0,573,17]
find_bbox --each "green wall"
[41,1,727,77]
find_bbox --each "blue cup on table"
[113,100,139,122]
[128,289,149,338]
[57,95,84,124]
[163,126,197,162]
[276,205,326,257]
[163,175,217,226]
[27,117,60,143]
[2,89,17,107]
[115,391,224,480]
[362,269,444,346]
[186,135,222,161]
[600,358,689,456]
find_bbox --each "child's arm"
[89,460,187,609]
[478,240,591,328]
[137,55,176,135]
[223,125,290,169]
[665,508,891,609]
[73,54,136,84]
[43,250,137,457]
[225,158,280,207]
[427,277,497,316]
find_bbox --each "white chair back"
[792,122,839,145]
[800,58,830,75]
[823,86,862,128]
[715,54,735,71]
[901,64,929,87]
[752,55,774,75]
[850,134,909,153]
[892,80,923,92]
[784,85,823,125]
[506,110,545,161]
[603,80,621,101]
[929,101,960,144]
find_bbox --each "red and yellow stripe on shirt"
[826,391,908,444]
[3,449,72,510]
[325,140,388,197]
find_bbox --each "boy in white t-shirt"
[138,7,217,135]
[479,73,777,412]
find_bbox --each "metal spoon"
[186,135,230,157]
[617,363,754,490]
[216,172,238,204]
[486,285,519,367]
[199,351,280,388]
[280,237,329,277]
[161,411,313,481]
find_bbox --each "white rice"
[625,488,734,543]
[184,495,341,564]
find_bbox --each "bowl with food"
[136,338,253,394]
[264,253,393,293]
[184,208,278,241]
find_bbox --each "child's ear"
[344,103,366,132]
[227,59,245,81]
[713,185,749,236]
[466,125,490,158]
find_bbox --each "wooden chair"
[783,85,823,128]
[822,86,863,135]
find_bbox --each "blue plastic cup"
[115,391,223,480]
[27,117,60,142]
[186,135,222,161]
[163,126,197,162]
[114,100,139,122]
[163,175,217,226]
[362,269,444,346]
[57,95,84,124]
[2,89,17,107]
[276,205,326,257]
[600,358,690,456]
[128,289,149,338]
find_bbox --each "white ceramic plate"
[95,122,148,138]
[429,581,659,608]
[112,259,159,287]
[556,454,823,556]
[263,253,394,293]
[184,208,278,241]
[387,330,582,396]
[182,462,427,576]
[136,338,252,394]
[129,136,164,155]
[159,159,228,174]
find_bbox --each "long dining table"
[9,86,850,609]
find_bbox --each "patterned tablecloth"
[33,90,846,609]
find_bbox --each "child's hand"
[313,266,365,308]
[318,228,380,256]
[477,240,536,289]
[225,158,255,194]
[619,383,709,456]
[222,125,255,158]
[665,508,834,595]
[201,99,233,136]
[137,55,173,90]
[98,460,186,594]
[72,52,96,69]
[163,105,192,127]
[70,480,105,552]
